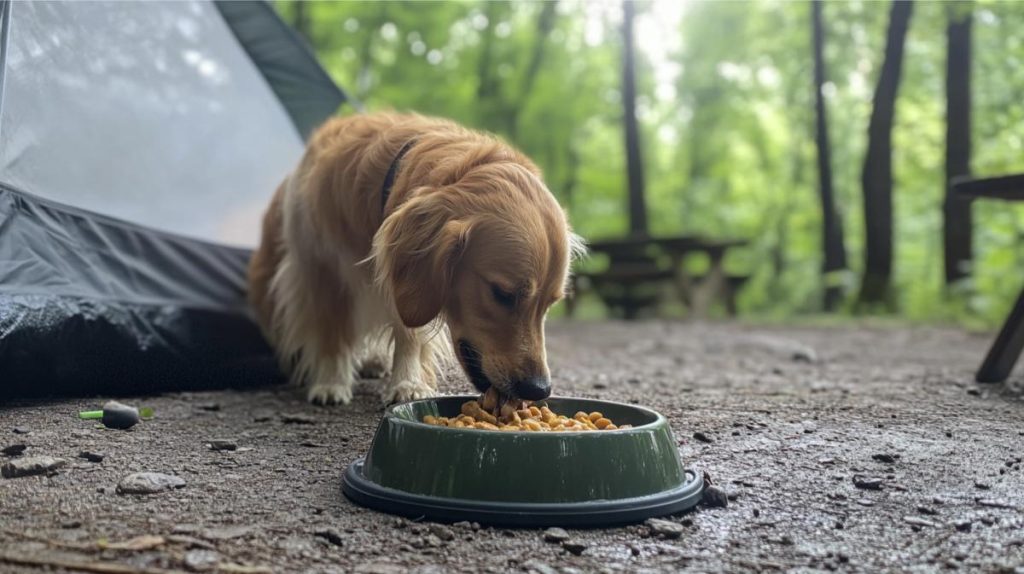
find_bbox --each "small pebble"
[954,519,972,532]
[281,413,316,425]
[98,401,141,430]
[1,456,66,478]
[314,528,345,547]
[974,482,991,490]
[703,485,729,508]
[645,518,684,539]
[903,516,939,528]
[693,431,714,444]
[12,427,30,435]
[208,440,238,452]
[116,472,186,494]
[523,560,559,574]
[543,527,570,543]
[197,403,221,412]
[791,347,817,363]
[78,451,104,463]
[561,539,587,555]
[976,498,1016,509]
[2,444,27,456]
[852,475,883,490]
[183,549,221,572]
[872,453,898,464]
[429,524,455,542]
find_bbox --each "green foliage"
[275,0,1024,327]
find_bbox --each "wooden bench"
[567,234,749,319]
[575,261,674,319]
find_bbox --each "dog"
[248,112,584,405]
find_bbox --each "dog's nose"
[513,376,551,400]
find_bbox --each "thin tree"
[857,0,914,308]
[943,4,973,284]
[812,0,848,311]
[508,1,560,141]
[621,0,648,236]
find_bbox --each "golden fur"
[248,112,583,404]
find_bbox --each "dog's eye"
[491,284,516,309]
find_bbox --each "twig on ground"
[0,553,179,574]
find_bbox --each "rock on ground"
[116,472,186,494]
[1,456,65,478]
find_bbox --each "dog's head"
[374,161,584,400]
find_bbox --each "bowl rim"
[384,394,668,435]
[343,458,704,527]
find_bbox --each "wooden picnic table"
[569,234,748,319]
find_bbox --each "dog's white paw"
[381,379,436,405]
[307,382,353,405]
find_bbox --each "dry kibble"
[480,387,499,411]
[422,394,625,432]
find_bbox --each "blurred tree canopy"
[274,0,1024,327]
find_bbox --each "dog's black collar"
[381,140,417,213]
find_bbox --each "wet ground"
[2,321,1023,573]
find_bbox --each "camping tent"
[0,0,348,397]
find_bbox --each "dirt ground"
[2,321,1024,573]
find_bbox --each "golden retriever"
[248,112,583,405]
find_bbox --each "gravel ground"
[2,321,1024,573]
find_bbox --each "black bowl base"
[342,458,704,528]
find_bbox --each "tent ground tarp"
[0,184,282,398]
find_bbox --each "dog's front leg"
[381,327,438,404]
[305,350,356,405]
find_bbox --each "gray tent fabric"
[215,0,349,139]
[0,0,348,398]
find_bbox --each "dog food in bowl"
[422,389,630,432]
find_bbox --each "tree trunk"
[857,0,913,308]
[508,1,559,141]
[621,0,648,237]
[476,2,502,102]
[812,0,848,311]
[943,5,973,285]
[563,142,581,215]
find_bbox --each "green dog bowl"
[342,396,703,526]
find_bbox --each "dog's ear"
[373,190,471,328]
